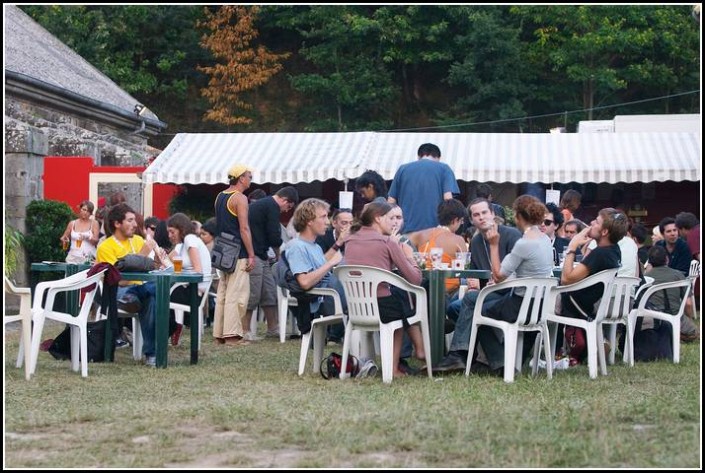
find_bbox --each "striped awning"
[368,132,701,184]
[143,132,373,185]
[143,131,700,185]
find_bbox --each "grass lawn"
[4,320,701,468]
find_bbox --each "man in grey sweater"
[434,198,521,372]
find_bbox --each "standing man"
[244,186,299,340]
[96,203,160,366]
[433,198,521,372]
[655,216,691,276]
[213,164,256,346]
[388,143,459,234]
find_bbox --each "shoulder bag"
[211,232,242,273]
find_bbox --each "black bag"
[320,352,360,379]
[211,232,242,273]
[48,319,107,363]
[273,251,323,334]
[633,324,673,361]
[115,254,157,272]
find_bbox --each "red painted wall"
[43,156,93,212]
[43,157,178,218]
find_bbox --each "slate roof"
[4,5,160,122]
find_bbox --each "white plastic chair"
[545,268,619,379]
[28,268,107,378]
[296,287,346,375]
[625,278,692,366]
[688,260,699,320]
[4,276,33,380]
[601,276,642,365]
[334,265,433,384]
[465,277,558,383]
[95,280,143,361]
[277,286,301,343]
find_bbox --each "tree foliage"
[198,5,290,126]
[21,5,700,135]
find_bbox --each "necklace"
[437,225,451,232]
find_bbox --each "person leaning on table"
[96,203,163,367]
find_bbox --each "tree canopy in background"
[198,5,289,126]
[20,4,700,142]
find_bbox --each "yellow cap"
[227,164,253,180]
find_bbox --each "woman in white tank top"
[60,200,100,263]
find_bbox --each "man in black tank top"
[213,164,257,346]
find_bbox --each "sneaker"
[265,329,280,339]
[121,326,133,345]
[398,358,420,376]
[114,338,130,349]
[469,361,503,377]
[144,355,156,367]
[357,359,379,378]
[171,324,183,346]
[244,332,262,341]
[432,352,467,373]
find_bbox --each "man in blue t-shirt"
[388,143,459,234]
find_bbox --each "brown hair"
[560,189,581,212]
[167,212,196,242]
[599,208,628,244]
[350,201,391,233]
[78,200,95,215]
[512,195,546,226]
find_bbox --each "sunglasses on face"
[543,219,554,226]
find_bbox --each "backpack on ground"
[320,352,360,379]
[48,319,107,363]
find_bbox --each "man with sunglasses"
[541,203,570,266]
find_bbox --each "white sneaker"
[357,359,378,379]
[244,332,261,341]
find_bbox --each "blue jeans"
[448,289,504,353]
[121,282,157,358]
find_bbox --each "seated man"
[435,198,521,372]
[558,208,626,362]
[285,198,346,340]
[644,245,698,343]
[96,203,160,367]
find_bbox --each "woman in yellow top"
[407,199,468,293]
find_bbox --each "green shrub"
[4,224,25,278]
[168,185,218,223]
[25,199,75,263]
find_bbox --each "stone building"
[4,5,167,232]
